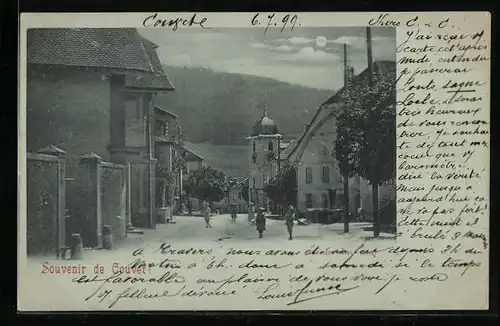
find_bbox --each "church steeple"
[262,103,268,118]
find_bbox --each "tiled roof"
[124,36,175,91]
[140,36,163,73]
[27,28,175,91]
[125,73,174,91]
[27,28,153,72]
[154,105,179,118]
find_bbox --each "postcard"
[18,11,490,311]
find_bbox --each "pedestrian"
[256,207,266,238]
[285,205,295,240]
[204,201,212,228]
[230,204,237,222]
[248,202,255,226]
[357,206,364,222]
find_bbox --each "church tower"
[246,104,282,210]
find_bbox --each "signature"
[257,280,359,306]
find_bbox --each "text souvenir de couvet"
[18,12,490,311]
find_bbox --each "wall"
[27,65,111,160]
[186,160,202,175]
[360,179,396,216]
[296,125,346,212]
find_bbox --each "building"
[153,105,181,221]
[286,61,396,226]
[26,28,174,230]
[180,145,204,212]
[246,105,283,210]
[216,178,249,213]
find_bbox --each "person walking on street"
[285,205,295,240]
[256,207,266,238]
[248,202,255,226]
[230,204,238,223]
[203,201,212,228]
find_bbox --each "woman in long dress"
[256,207,266,238]
[204,202,212,228]
[285,205,295,240]
[230,204,238,222]
[248,203,255,226]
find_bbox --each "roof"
[279,138,298,160]
[153,135,176,143]
[229,177,248,189]
[323,61,396,106]
[251,108,279,136]
[27,28,153,72]
[179,145,203,161]
[286,61,396,162]
[125,72,174,91]
[27,28,174,91]
[154,105,179,118]
[125,36,174,91]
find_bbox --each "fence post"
[80,152,103,248]
[37,145,66,259]
[125,162,132,235]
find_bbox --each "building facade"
[26,28,174,230]
[286,61,396,226]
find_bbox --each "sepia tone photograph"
[25,26,396,261]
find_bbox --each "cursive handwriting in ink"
[251,13,300,33]
[255,281,359,306]
[143,13,209,31]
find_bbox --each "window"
[322,166,330,183]
[155,120,164,136]
[305,193,313,209]
[305,167,313,184]
[268,141,273,151]
[322,194,329,209]
[253,177,256,188]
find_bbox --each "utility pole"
[343,41,350,234]
[366,27,374,87]
[366,26,379,238]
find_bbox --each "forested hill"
[155,66,333,145]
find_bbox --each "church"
[246,105,283,210]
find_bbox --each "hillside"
[156,66,333,145]
[183,142,248,177]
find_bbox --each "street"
[26,213,395,262]
[117,213,395,249]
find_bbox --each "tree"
[184,166,229,204]
[156,166,176,207]
[334,107,361,233]
[264,160,297,212]
[352,71,396,237]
